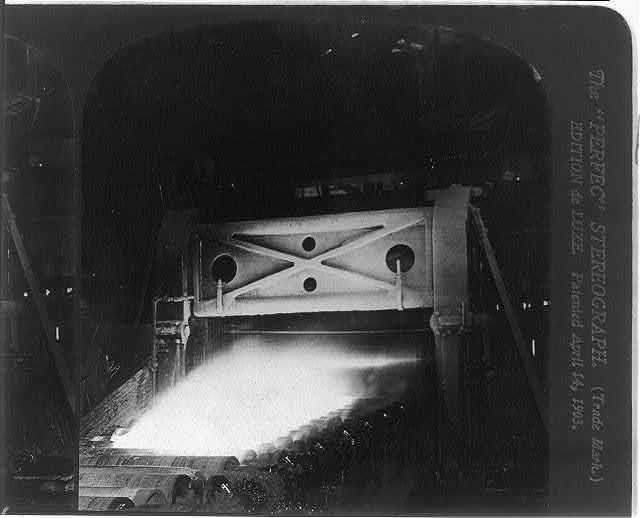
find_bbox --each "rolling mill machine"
[79,184,547,512]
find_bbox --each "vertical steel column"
[180,244,189,380]
[0,29,7,508]
[429,186,471,481]
[193,237,201,303]
[151,298,158,398]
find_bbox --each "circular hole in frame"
[302,236,316,252]
[385,244,415,273]
[211,254,238,283]
[303,277,317,292]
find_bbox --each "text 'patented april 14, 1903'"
[568,68,607,484]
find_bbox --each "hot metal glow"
[112,336,418,457]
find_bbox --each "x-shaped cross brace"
[216,215,426,305]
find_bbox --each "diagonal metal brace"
[223,216,425,301]
[470,205,548,432]
[1,194,76,414]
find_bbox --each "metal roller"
[298,424,320,443]
[80,454,239,477]
[254,448,293,470]
[317,416,343,442]
[168,456,240,476]
[310,418,327,430]
[80,464,199,478]
[274,436,293,451]
[225,467,285,514]
[240,450,258,465]
[269,449,289,467]
[203,475,246,513]
[78,496,134,511]
[255,452,273,469]
[79,469,192,505]
[325,413,343,426]
[289,428,306,442]
[257,442,274,453]
[168,475,203,511]
[342,417,357,434]
[335,407,353,419]
[291,440,305,454]
[78,487,167,507]
[207,474,232,494]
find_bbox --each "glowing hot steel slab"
[112,335,421,458]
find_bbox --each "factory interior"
[2,9,550,513]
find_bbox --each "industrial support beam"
[152,295,194,396]
[429,185,471,480]
[193,207,433,317]
[470,206,548,432]
[1,194,76,413]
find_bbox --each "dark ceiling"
[6,9,553,324]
